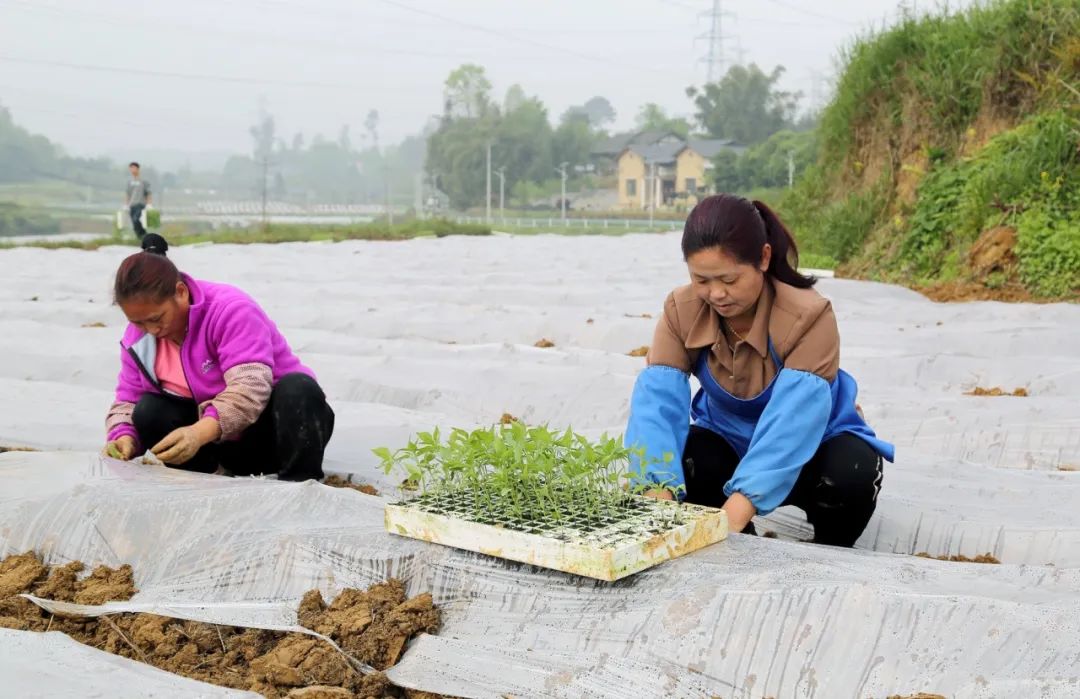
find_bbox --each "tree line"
[426,63,820,210]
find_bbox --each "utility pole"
[260,152,270,232]
[494,167,505,219]
[555,162,569,222]
[485,142,492,223]
[648,161,656,227]
[787,151,795,188]
[384,161,393,226]
[414,172,423,218]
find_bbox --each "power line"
[757,0,857,27]
[656,0,835,27]
[0,55,365,89]
[376,0,665,74]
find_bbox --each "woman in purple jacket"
[101,235,334,481]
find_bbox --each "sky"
[0,0,972,168]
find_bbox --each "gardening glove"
[152,425,205,464]
[102,435,137,461]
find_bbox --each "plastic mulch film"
[3,451,1080,698]
[0,628,259,697]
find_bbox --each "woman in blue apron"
[625,194,894,547]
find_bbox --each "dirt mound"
[533,338,555,348]
[964,386,1029,397]
[499,413,519,425]
[969,226,1017,275]
[915,552,1001,564]
[0,552,444,698]
[323,475,379,497]
[627,346,649,357]
[917,280,1034,303]
[0,445,37,454]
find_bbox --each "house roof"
[687,138,745,157]
[619,137,745,165]
[625,141,685,165]
[591,129,680,156]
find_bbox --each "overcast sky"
[0,0,971,166]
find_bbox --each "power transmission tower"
[697,0,735,83]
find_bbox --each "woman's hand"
[102,436,137,460]
[152,418,220,464]
[721,492,757,533]
[642,488,675,501]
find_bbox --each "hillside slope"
[784,0,1079,300]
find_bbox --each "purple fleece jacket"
[107,274,314,445]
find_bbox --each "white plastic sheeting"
[1,234,1079,696]
[0,628,258,697]
[3,451,1080,698]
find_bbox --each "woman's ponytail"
[751,200,816,289]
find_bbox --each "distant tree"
[635,103,691,138]
[504,84,527,114]
[444,64,494,119]
[687,64,801,145]
[582,96,616,128]
[364,109,380,150]
[554,111,596,170]
[249,113,276,162]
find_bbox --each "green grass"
[779,0,1080,298]
[0,218,493,250]
[819,0,1077,171]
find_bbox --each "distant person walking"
[125,161,152,240]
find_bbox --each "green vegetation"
[711,130,817,194]
[375,424,683,531]
[0,203,59,237]
[0,218,491,251]
[781,0,1080,298]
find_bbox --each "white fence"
[455,215,685,231]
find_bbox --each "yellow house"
[616,136,742,211]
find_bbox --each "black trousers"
[129,204,147,239]
[682,425,883,547]
[131,373,335,481]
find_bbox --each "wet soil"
[0,445,38,454]
[0,552,443,698]
[323,475,380,497]
[964,386,1029,397]
[914,552,1001,564]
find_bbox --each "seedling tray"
[384,494,727,581]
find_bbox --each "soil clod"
[964,386,1028,397]
[323,475,379,496]
[627,346,649,357]
[914,552,1000,564]
[534,338,555,348]
[0,552,444,698]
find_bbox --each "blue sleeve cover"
[724,368,831,515]
[624,365,691,492]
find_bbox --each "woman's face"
[120,282,190,343]
[686,245,771,320]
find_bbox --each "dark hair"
[114,235,179,304]
[129,161,140,168]
[681,193,816,289]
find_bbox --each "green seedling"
[375,423,684,536]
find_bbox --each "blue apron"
[690,338,893,461]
